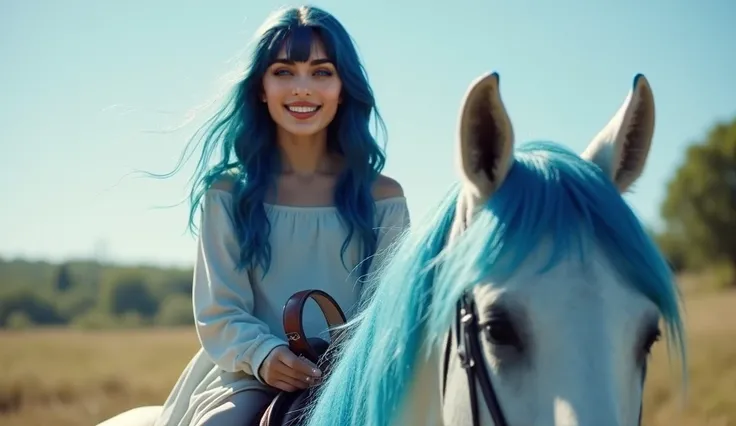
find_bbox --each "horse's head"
[440,72,685,425]
[301,72,685,426]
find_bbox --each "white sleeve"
[192,189,286,383]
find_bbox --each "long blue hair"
[160,6,386,275]
[304,141,687,426]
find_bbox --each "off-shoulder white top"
[192,188,411,383]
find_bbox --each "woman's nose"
[291,76,312,96]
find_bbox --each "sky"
[1,0,734,268]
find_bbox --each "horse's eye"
[641,327,661,357]
[483,317,522,349]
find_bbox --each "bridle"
[441,291,509,426]
[440,290,649,426]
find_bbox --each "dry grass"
[640,285,736,425]
[1,286,735,425]
[0,329,199,426]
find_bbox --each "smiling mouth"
[285,105,321,113]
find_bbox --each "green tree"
[653,231,688,273]
[55,262,73,292]
[660,116,736,285]
[99,272,159,319]
[56,290,97,322]
[0,288,64,327]
[148,269,193,301]
[156,294,194,326]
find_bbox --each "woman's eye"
[271,68,333,77]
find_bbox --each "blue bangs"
[264,25,335,66]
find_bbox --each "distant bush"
[0,260,194,329]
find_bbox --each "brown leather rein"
[282,289,347,364]
[256,290,347,426]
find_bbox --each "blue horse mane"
[304,140,686,426]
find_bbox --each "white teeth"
[287,105,318,113]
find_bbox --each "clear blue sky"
[1,0,734,267]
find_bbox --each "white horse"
[99,72,687,426]
[301,72,687,426]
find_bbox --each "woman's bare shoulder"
[372,174,404,201]
[209,172,239,193]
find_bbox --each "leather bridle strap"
[442,290,648,426]
[440,290,508,426]
[456,292,508,426]
[283,289,347,364]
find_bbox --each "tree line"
[1,116,734,329]
[0,259,194,329]
[654,115,736,288]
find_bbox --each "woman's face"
[262,39,342,138]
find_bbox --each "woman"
[153,5,410,426]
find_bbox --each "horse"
[300,72,687,426]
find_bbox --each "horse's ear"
[457,72,515,204]
[581,74,655,193]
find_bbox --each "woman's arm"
[192,188,286,383]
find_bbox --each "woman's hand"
[258,346,323,392]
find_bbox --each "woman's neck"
[276,128,336,175]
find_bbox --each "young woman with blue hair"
[148,5,410,426]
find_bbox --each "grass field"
[2,286,735,425]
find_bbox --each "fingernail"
[312,368,322,377]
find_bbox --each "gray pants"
[196,390,274,426]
